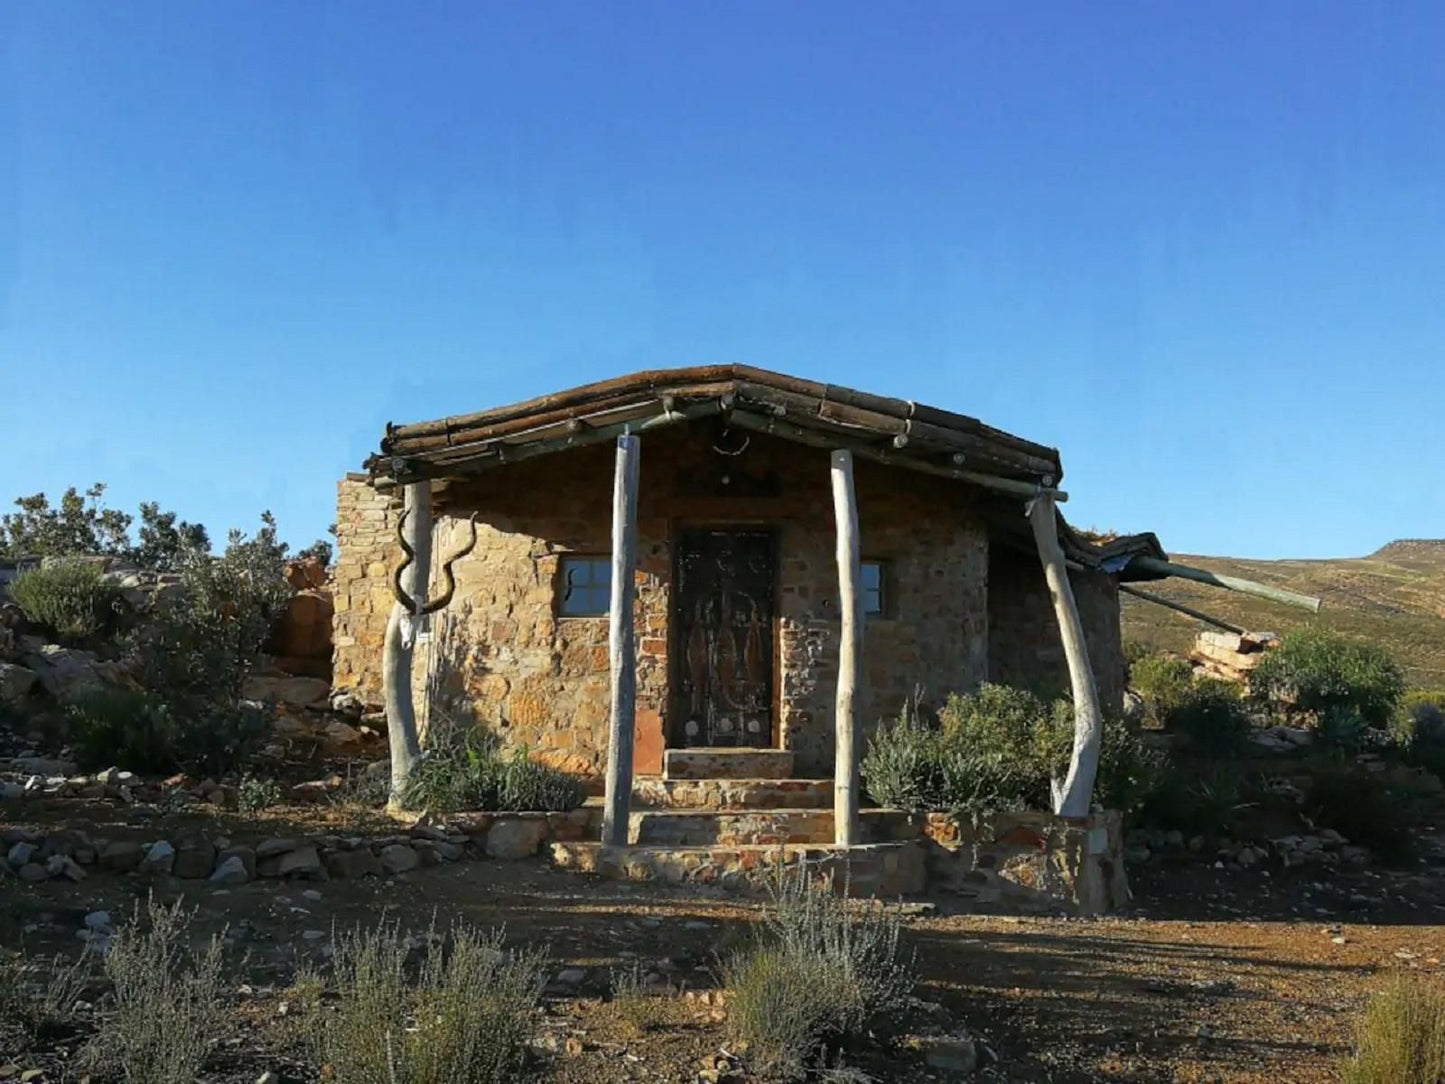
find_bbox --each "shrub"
[10,559,124,642]
[1139,763,1248,838]
[1093,717,1171,815]
[1129,653,1195,728]
[865,686,1159,816]
[238,774,283,812]
[0,946,94,1040]
[723,867,914,1080]
[1341,975,1445,1084]
[68,688,269,776]
[86,898,226,1084]
[1393,691,1445,780]
[123,517,290,706]
[1250,627,1405,728]
[1306,763,1411,860]
[1172,678,1254,758]
[317,919,546,1084]
[404,727,583,813]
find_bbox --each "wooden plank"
[727,410,1068,501]
[601,434,642,847]
[830,449,862,847]
[1129,556,1322,613]
[1028,492,1102,819]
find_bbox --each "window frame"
[557,555,613,618]
[860,558,890,619]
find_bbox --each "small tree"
[0,483,133,559]
[1250,627,1405,728]
[131,502,210,571]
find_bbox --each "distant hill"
[1121,539,1445,690]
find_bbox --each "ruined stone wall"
[332,475,400,706]
[985,546,1125,713]
[332,426,990,778]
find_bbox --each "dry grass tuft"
[722,866,914,1081]
[1341,974,1445,1084]
[317,917,547,1084]
[87,897,227,1084]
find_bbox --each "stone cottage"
[332,366,1166,784]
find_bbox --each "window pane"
[561,558,611,616]
[861,561,884,615]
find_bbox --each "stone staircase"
[550,747,928,896]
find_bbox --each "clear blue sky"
[2,3,1441,559]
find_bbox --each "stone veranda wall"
[332,427,990,778]
[922,809,1130,915]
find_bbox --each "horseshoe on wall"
[391,508,479,615]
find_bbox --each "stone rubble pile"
[1189,629,1278,685]
[1125,825,1371,870]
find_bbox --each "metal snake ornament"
[390,508,479,615]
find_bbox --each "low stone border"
[551,839,929,897]
[1,808,605,887]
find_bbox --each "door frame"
[667,520,781,750]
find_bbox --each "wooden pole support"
[383,482,432,807]
[1028,491,1103,819]
[601,434,641,846]
[1128,556,1322,613]
[1118,583,1246,634]
[830,449,863,847]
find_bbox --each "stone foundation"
[551,839,928,897]
[921,809,1129,915]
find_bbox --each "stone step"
[632,777,831,810]
[550,839,928,897]
[629,808,919,847]
[662,747,795,781]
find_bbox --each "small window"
[559,557,611,616]
[861,560,886,616]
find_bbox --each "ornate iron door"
[674,529,775,748]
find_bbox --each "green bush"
[1306,763,1411,859]
[1130,653,1252,756]
[404,726,584,813]
[1250,627,1405,728]
[864,685,1166,816]
[1129,653,1195,727]
[316,919,546,1084]
[1093,717,1171,815]
[85,899,226,1084]
[68,688,269,776]
[723,867,913,1080]
[1139,763,1248,838]
[1392,691,1445,780]
[1341,975,1445,1084]
[1173,678,1254,758]
[10,559,124,643]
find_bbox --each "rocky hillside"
[1122,539,1445,690]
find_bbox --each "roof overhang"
[367,364,1065,500]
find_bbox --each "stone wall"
[333,426,990,778]
[986,546,1125,713]
[922,809,1130,915]
[332,475,400,705]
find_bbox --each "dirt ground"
[4,797,1444,1083]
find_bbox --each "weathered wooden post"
[830,449,863,847]
[601,434,641,846]
[1027,489,1103,818]
[383,482,432,807]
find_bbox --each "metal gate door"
[674,529,775,747]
